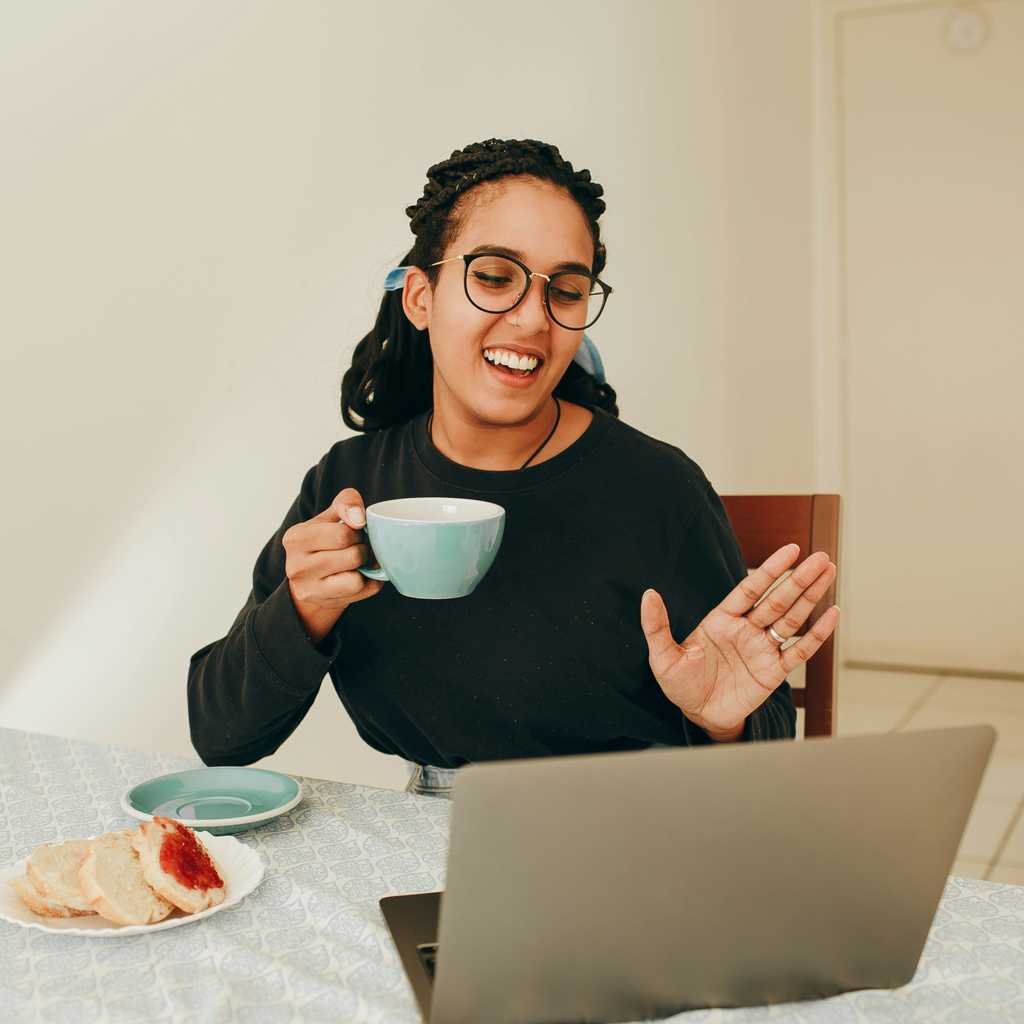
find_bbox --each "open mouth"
[482,348,544,379]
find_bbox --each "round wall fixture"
[945,4,990,52]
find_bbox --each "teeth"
[483,348,540,372]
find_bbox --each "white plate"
[0,830,265,936]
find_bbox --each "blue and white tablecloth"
[1,725,1022,1022]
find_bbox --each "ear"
[402,266,433,331]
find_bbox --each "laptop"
[379,725,995,1024]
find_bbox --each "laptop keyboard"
[416,942,438,980]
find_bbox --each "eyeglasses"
[429,251,612,331]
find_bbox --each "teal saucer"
[121,767,302,835]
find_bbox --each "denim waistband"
[405,760,459,799]
[403,743,674,799]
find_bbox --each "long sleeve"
[671,474,797,745]
[187,458,344,766]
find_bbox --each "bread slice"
[8,873,97,918]
[131,816,226,914]
[25,838,97,914]
[78,829,175,925]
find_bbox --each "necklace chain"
[427,397,562,470]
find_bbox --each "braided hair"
[340,137,618,432]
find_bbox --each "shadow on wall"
[0,345,348,749]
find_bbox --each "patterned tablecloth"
[1,725,1022,1023]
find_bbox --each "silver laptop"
[380,725,995,1023]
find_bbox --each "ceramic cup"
[356,496,505,599]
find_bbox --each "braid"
[405,138,607,274]
[340,137,617,432]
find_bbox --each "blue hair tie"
[383,265,606,387]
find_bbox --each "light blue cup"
[356,497,505,599]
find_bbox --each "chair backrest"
[719,495,841,738]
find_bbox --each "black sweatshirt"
[187,406,796,769]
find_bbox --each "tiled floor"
[794,666,1024,884]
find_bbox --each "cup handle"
[356,528,386,581]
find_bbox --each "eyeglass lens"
[465,255,605,329]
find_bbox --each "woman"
[187,137,839,798]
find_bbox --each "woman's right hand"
[283,487,384,644]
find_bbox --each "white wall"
[0,0,817,788]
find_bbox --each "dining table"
[1,723,1023,1023]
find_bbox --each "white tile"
[929,677,1024,716]
[986,863,1024,885]
[837,668,939,710]
[835,702,907,736]
[899,706,1024,757]
[956,798,1019,863]
[999,811,1024,866]
[949,859,990,881]
[977,755,1024,802]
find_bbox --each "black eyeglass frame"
[429,252,613,331]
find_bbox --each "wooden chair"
[719,495,841,738]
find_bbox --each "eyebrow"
[466,244,593,276]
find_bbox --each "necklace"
[427,397,562,470]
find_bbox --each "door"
[837,0,1024,673]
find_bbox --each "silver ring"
[767,624,787,646]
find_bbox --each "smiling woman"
[342,138,619,472]
[187,138,835,798]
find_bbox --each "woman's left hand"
[640,543,840,741]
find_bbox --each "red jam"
[155,816,224,891]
